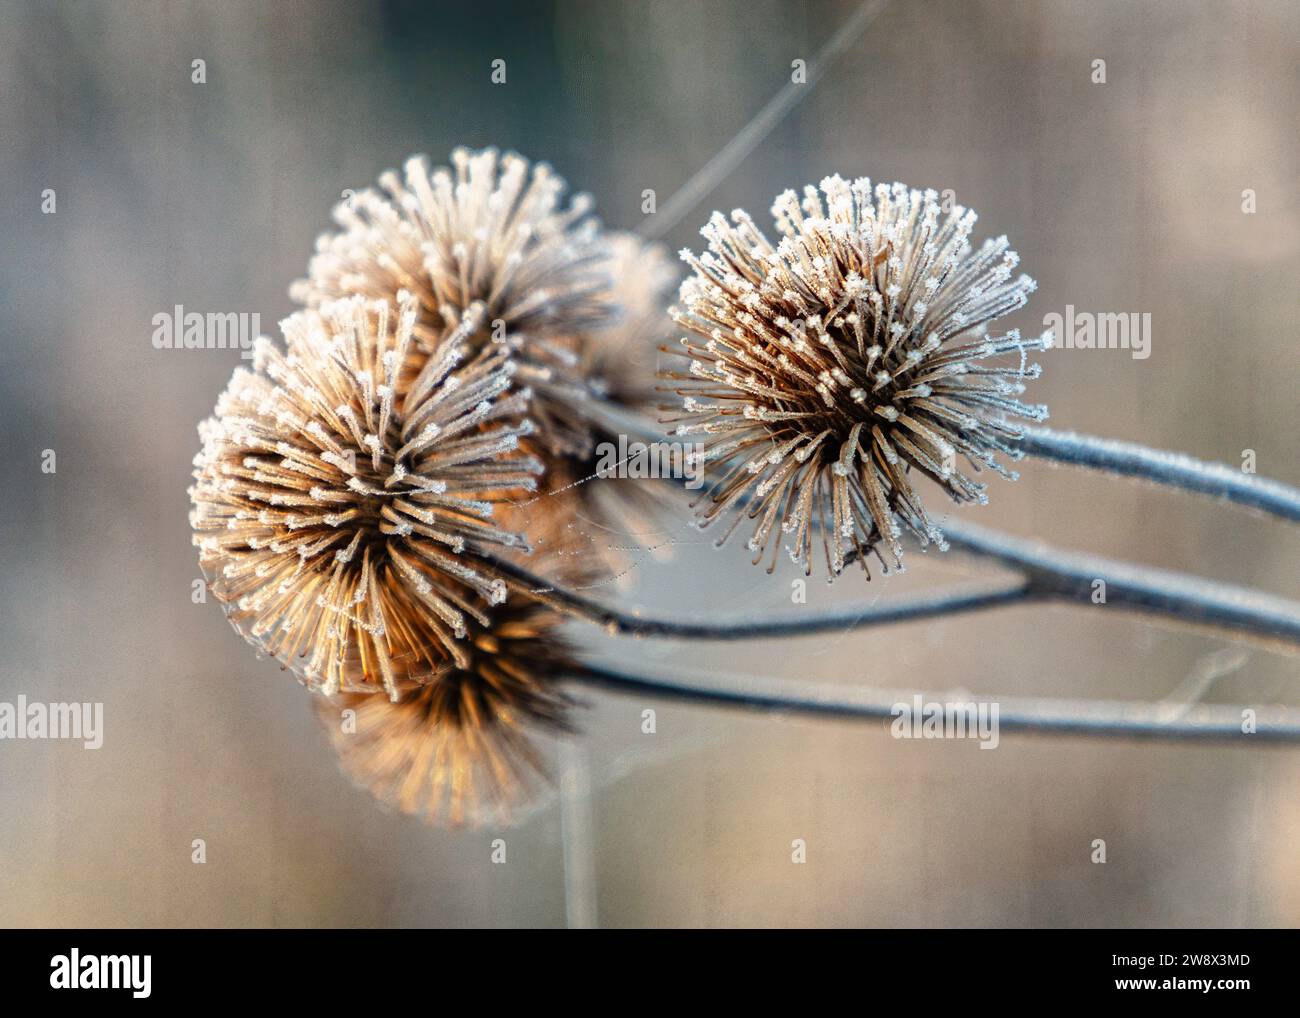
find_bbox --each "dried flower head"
[316,594,578,828]
[293,146,679,570]
[189,292,543,699]
[663,177,1051,579]
[290,147,611,462]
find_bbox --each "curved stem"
[569,660,1300,743]
[939,517,1300,653]
[572,399,1300,650]
[489,536,1300,652]
[1014,426,1300,523]
[503,558,1037,638]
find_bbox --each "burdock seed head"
[292,146,679,568]
[291,147,617,462]
[316,594,579,828]
[663,177,1052,579]
[189,291,544,699]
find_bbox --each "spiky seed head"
[316,596,578,828]
[293,147,679,569]
[663,177,1051,580]
[290,146,614,461]
[189,291,543,699]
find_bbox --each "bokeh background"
[0,0,1297,927]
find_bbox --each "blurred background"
[0,0,1296,927]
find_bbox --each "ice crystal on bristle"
[316,596,578,828]
[662,177,1051,579]
[189,292,544,699]
[291,147,614,461]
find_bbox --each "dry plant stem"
[1014,426,1300,523]
[570,399,1300,650]
[492,544,1300,652]
[501,558,1036,638]
[568,661,1300,743]
[938,518,1300,654]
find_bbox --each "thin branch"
[503,559,1037,638]
[1014,426,1300,523]
[572,398,1300,650]
[541,410,1300,737]
[569,661,1300,743]
[638,0,893,241]
[489,536,1300,652]
[937,517,1300,654]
